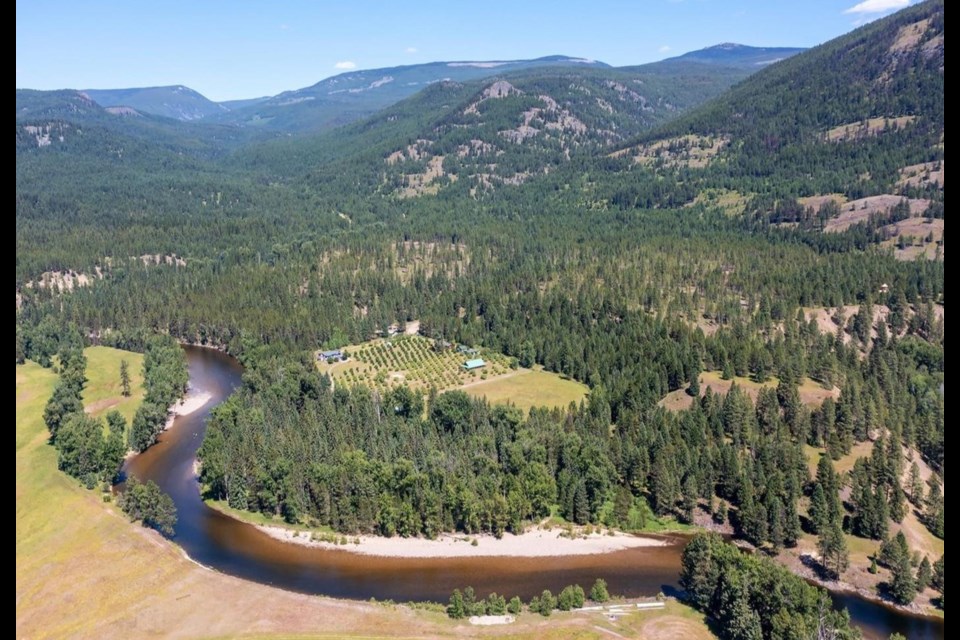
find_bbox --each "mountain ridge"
[62,45,804,132]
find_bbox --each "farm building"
[434,339,453,352]
[319,349,343,361]
[457,345,478,356]
[463,358,486,371]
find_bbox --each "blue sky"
[16,0,919,101]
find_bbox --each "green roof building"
[463,358,486,370]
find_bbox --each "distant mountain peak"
[82,85,224,121]
[666,43,806,68]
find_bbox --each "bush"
[557,585,585,611]
[507,596,522,614]
[590,578,610,603]
[537,589,556,616]
[447,589,465,619]
[486,592,506,615]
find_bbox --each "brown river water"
[123,345,944,639]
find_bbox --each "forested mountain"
[234,60,750,185]
[15,52,753,279]
[75,46,797,132]
[83,85,227,121]
[16,88,245,155]
[211,56,610,133]
[616,0,944,225]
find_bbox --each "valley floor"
[16,349,712,640]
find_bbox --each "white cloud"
[405,47,418,54]
[843,0,909,14]
[658,45,671,53]
[334,61,357,70]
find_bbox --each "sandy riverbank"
[162,390,213,429]
[258,524,668,558]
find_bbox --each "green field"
[464,368,588,412]
[80,345,145,426]
[321,335,587,411]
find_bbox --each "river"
[124,345,944,639]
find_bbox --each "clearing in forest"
[658,371,838,412]
[319,335,586,410]
[463,368,587,412]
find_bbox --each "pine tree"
[817,522,849,580]
[769,498,785,553]
[924,479,944,538]
[687,366,701,397]
[932,555,944,601]
[783,496,801,547]
[809,482,830,535]
[890,482,907,522]
[120,359,132,397]
[713,500,728,525]
[573,481,590,525]
[681,474,698,524]
[917,556,933,591]
[890,546,918,605]
[908,462,924,505]
[879,532,910,569]
[447,589,466,619]
[102,410,128,480]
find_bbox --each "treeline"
[446,579,609,619]
[129,337,189,451]
[41,335,127,487]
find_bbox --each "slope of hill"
[83,85,227,121]
[16,89,245,159]
[614,0,943,236]
[233,60,751,188]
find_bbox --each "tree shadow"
[800,552,837,581]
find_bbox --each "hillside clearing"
[659,371,838,412]
[822,116,916,142]
[821,195,930,233]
